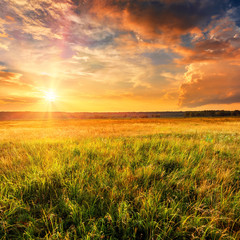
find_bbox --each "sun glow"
[44,90,57,102]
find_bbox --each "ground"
[0,118,240,239]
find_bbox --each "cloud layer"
[179,61,240,107]
[0,0,240,110]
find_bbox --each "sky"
[0,0,240,112]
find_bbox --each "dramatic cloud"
[85,0,230,42]
[0,0,240,111]
[179,61,240,107]
[178,17,240,63]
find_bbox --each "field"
[0,118,240,239]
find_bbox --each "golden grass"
[0,117,239,141]
[0,117,239,239]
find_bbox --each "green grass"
[0,118,240,239]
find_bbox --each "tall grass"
[0,118,240,239]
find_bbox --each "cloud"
[0,43,9,50]
[0,70,23,85]
[0,96,41,104]
[1,0,240,111]
[0,70,37,94]
[0,0,73,41]
[179,61,240,107]
[85,0,229,43]
[177,17,240,64]
[178,39,239,64]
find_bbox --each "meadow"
[0,117,239,239]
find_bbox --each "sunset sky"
[0,0,240,112]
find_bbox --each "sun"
[44,90,57,102]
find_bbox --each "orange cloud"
[5,16,15,22]
[179,61,240,107]
[177,17,240,64]
[87,0,225,44]
[0,71,22,85]
[1,0,240,111]
[0,96,41,104]
[177,39,240,64]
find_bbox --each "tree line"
[184,110,240,117]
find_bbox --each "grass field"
[0,118,240,239]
